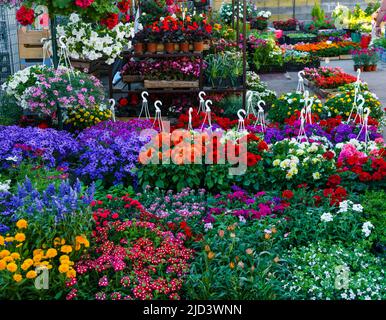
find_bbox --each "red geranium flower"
[117,0,130,13]
[327,174,341,187]
[282,190,294,200]
[75,0,95,9]
[16,6,35,26]
[101,13,119,30]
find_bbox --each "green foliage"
[311,2,325,22]
[0,95,22,125]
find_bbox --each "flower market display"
[0,0,385,306]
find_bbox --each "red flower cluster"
[314,73,357,89]
[323,186,348,206]
[117,0,130,13]
[101,13,119,29]
[16,6,35,26]
[282,190,294,200]
[74,0,95,9]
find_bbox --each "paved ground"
[260,59,386,138]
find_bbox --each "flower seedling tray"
[144,80,199,89]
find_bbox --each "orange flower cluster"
[294,41,359,54]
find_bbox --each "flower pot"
[354,65,364,72]
[351,32,361,43]
[164,42,175,53]
[134,43,144,54]
[193,41,204,52]
[371,65,377,71]
[363,65,371,72]
[146,42,157,53]
[179,42,190,52]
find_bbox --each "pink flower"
[75,0,95,9]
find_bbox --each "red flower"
[246,153,259,167]
[327,174,341,187]
[119,98,129,107]
[74,0,95,9]
[117,0,130,13]
[16,6,35,26]
[282,190,294,200]
[101,13,119,30]
[323,151,335,160]
[257,140,269,152]
[111,213,119,219]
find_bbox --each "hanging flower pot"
[134,43,144,54]
[146,42,157,53]
[164,42,175,53]
[193,41,204,52]
[179,42,190,52]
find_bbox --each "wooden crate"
[144,80,199,89]
[18,27,50,60]
[122,75,144,83]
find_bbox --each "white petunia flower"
[320,212,333,222]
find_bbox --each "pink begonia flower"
[337,144,367,163]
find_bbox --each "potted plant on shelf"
[187,20,212,52]
[144,26,161,53]
[133,30,146,54]
[250,11,271,31]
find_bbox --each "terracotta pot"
[193,41,204,52]
[354,65,364,72]
[364,65,371,72]
[179,42,189,52]
[146,42,157,53]
[371,65,377,71]
[164,42,175,53]
[134,43,144,54]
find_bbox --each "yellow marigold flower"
[75,235,90,248]
[53,237,61,246]
[229,262,235,269]
[0,236,4,246]
[13,274,23,282]
[58,264,70,273]
[61,245,72,254]
[59,255,70,262]
[7,262,17,273]
[46,248,58,258]
[33,249,43,256]
[11,253,20,260]
[26,270,37,279]
[0,249,10,258]
[4,256,14,263]
[33,254,43,263]
[5,237,14,242]
[66,269,76,278]
[207,251,215,260]
[14,233,26,242]
[0,259,6,270]
[16,219,28,229]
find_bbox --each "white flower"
[204,223,213,231]
[352,204,363,212]
[69,13,80,24]
[313,172,321,180]
[273,159,280,166]
[238,216,246,223]
[0,180,11,193]
[320,212,333,222]
[5,156,18,162]
[362,221,374,237]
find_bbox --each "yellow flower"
[26,270,37,279]
[61,245,72,254]
[207,251,215,260]
[59,255,70,263]
[5,237,14,242]
[16,219,28,229]
[0,249,10,258]
[46,248,58,258]
[0,259,6,270]
[33,249,43,256]
[13,274,23,282]
[14,233,26,242]
[33,254,43,263]
[229,262,235,269]
[204,245,211,252]
[58,264,70,273]
[7,262,17,273]
[11,253,20,260]
[66,269,76,278]
[75,235,90,249]
[4,256,13,262]
[0,236,4,246]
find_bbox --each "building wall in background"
[212,0,371,21]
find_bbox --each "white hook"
[109,98,116,108]
[304,90,309,99]
[199,91,206,101]
[356,68,361,82]
[237,109,246,121]
[141,91,149,101]
[41,37,47,44]
[357,95,365,110]
[58,36,66,49]
[257,100,266,112]
[154,100,162,112]
[205,100,212,112]
[298,70,305,80]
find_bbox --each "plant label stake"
[188,107,193,131]
[200,100,213,132]
[254,100,266,133]
[198,91,206,114]
[297,108,308,143]
[152,100,164,132]
[109,99,116,122]
[237,109,247,133]
[353,94,365,125]
[139,91,151,119]
[356,107,370,152]
[296,71,305,94]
